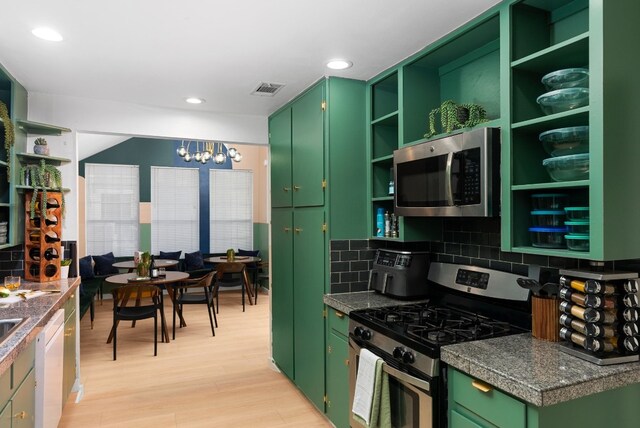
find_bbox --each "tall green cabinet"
[270,77,366,413]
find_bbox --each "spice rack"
[24,191,62,282]
[558,268,640,365]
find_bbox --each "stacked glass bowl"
[529,193,568,248]
[564,207,590,251]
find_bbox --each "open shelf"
[512,107,589,131]
[16,120,71,136]
[15,185,71,193]
[16,153,72,165]
[511,246,591,258]
[371,73,398,121]
[512,181,589,191]
[511,32,589,71]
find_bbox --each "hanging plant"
[27,160,65,219]
[424,100,489,138]
[0,101,14,182]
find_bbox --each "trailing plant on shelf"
[424,100,489,138]
[33,137,50,156]
[0,101,14,182]
[23,160,65,219]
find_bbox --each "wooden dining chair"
[111,284,164,360]
[215,262,250,312]
[170,272,217,339]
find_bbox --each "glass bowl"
[529,227,567,248]
[542,153,589,182]
[565,207,589,221]
[537,88,589,115]
[565,234,590,251]
[541,68,589,90]
[565,220,590,235]
[539,126,589,157]
[530,210,566,227]
[531,193,568,210]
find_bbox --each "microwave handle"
[444,152,454,206]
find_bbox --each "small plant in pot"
[60,259,72,279]
[21,160,65,219]
[34,137,50,156]
[424,100,488,138]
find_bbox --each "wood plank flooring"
[59,289,332,427]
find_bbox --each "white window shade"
[210,170,253,253]
[151,167,200,254]
[85,164,139,256]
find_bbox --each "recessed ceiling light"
[185,97,205,104]
[32,27,63,42]
[326,59,353,70]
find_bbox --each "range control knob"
[402,350,415,364]
[392,347,415,364]
[354,326,372,340]
[392,347,404,359]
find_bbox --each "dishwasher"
[35,309,65,428]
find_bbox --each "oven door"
[349,337,434,428]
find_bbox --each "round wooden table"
[112,259,179,271]
[104,271,189,343]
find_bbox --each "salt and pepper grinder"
[384,211,391,237]
[391,213,398,238]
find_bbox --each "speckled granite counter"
[441,333,640,407]
[0,277,81,377]
[323,291,427,314]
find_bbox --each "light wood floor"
[59,289,332,428]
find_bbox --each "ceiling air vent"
[251,82,284,97]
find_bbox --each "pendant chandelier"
[176,141,242,164]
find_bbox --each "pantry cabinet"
[270,77,366,412]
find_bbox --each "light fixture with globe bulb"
[176,140,242,164]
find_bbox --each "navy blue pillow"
[237,249,260,257]
[79,255,94,279]
[185,251,204,270]
[93,252,118,276]
[159,250,181,260]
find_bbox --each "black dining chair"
[215,262,250,312]
[111,284,164,360]
[171,272,217,339]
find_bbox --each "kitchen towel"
[352,348,391,428]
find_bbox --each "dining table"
[112,258,179,272]
[204,256,261,303]
[104,271,189,344]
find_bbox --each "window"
[151,167,200,254]
[85,164,139,256]
[209,170,253,252]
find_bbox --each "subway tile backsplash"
[0,241,77,280]
[329,218,640,294]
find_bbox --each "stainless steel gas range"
[348,262,532,428]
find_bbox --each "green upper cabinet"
[292,82,325,207]
[501,0,640,260]
[269,107,293,208]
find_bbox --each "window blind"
[209,169,253,253]
[151,167,200,254]
[85,164,139,256]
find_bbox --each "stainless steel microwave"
[393,127,500,217]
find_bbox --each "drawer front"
[64,291,78,320]
[450,409,486,428]
[327,308,348,337]
[12,341,35,391]
[450,368,525,428]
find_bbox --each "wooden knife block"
[532,296,560,342]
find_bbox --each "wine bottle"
[43,248,59,260]
[560,287,617,310]
[559,301,617,323]
[44,231,60,243]
[149,255,158,278]
[30,217,41,228]
[29,247,41,261]
[46,197,60,208]
[44,214,58,226]
[44,264,57,277]
[29,230,40,243]
[560,314,615,338]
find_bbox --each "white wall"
[26,92,270,241]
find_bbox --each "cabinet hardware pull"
[293,185,301,191]
[294,227,302,233]
[14,411,27,419]
[344,359,350,366]
[335,311,345,319]
[471,379,492,393]
[283,227,291,232]
[283,187,290,192]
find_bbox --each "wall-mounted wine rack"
[24,191,62,282]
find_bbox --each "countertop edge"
[0,277,81,377]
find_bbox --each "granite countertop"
[441,333,640,407]
[0,277,81,377]
[323,291,428,314]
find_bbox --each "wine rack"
[24,191,62,282]
[558,268,640,365]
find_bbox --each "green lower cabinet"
[326,309,350,428]
[63,303,77,407]
[11,369,35,428]
[0,401,11,427]
[449,367,640,428]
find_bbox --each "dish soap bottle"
[376,208,384,237]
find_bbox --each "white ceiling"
[0,0,501,119]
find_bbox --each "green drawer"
[12,341,35,391]
[327,308,348,337]
[451,369,525,428]
[0,368,10,408]
[64,291,77,321]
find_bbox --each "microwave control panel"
[455,148,482,205]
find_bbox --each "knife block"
[532,295,560,342]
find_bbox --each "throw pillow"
[184,250,204,270]
[237,248,260,257]
[159,250,182,260]
[93,252,118,276]
[79,255,94,279]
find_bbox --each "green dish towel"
[353,359,391,428]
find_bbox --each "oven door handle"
[445,151,454,206]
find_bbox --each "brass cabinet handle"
[293,185,301,191]
[283,227,291,232]
[283,187,290,192]
[335,311,345,319]
[471,379,492,393]
[294,227,302,233]
[344,359,350,366]
[14,411,27,419]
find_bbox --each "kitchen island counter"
[442,333,640,407]
[323,290,428,315]
[0,277,81,377]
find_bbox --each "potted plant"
[60,259,72,279]
[34,137,50,155]
[20,160,65,219]
[424,100,488,138]
[137,251,151,278]
[0,101,14,182]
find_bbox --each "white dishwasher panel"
[35,308,65,428]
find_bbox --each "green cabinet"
[0,341,35,428]
[11,370,35,428]
[501,0,640,260]
[270,77,366,413]
[325,308,350,428]
[63,292,78,407]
